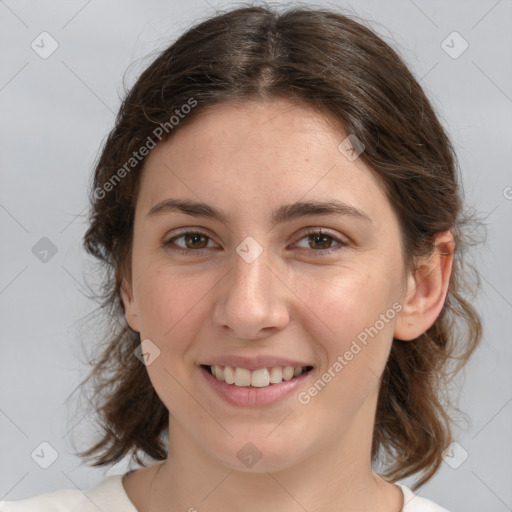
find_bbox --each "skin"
[121,98,454,512]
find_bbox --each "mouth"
[201,364,314,388]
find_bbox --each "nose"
[212,246,290,340]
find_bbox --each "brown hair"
[76,3,481,489]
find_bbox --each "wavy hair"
[76,3,481,489]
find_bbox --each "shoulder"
[398,484,451,512]
[0,474,138,512]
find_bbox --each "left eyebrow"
[145,198,372,225]
[271,200,372,225]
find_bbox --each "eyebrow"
[146,198,372,225]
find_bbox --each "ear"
[394,231,455,341]
[121,277,140,333]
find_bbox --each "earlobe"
[394,231,455,341]
[121,278,140,333]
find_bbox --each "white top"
[0,474,450,511]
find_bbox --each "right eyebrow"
[146,198,229,223]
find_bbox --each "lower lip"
[200,366,312,407]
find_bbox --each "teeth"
[234,367,251,387]
[251,368,270,387]
[213,365,224,381]
[224,366,235,384]
[269,367,282,383]
[208,365,309,387]
[282,366,294,380]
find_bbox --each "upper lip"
[199,355,313,371]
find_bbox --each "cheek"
[288,264,401,385]
[292,275,399,422]
[131,259,214,343]
[130,262,215,414]
[290,261,400,335]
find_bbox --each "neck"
[151,409,403,512]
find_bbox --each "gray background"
[1,0,511,510]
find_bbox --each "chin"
[206,433,310,474]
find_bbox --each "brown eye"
[182,233,209,249]
[307,233,335,250]
[294,228,348,255]
[163,230,217,253]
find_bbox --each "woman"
[1,4,481,511]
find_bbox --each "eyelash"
[162,228,349,256]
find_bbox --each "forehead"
[137,98,392,224]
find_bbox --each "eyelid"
[291,227,349,254]
[298,226,348,242]
[163,226,349,256]
[162,228,219,253]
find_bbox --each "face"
[122,98,411,472]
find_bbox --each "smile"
[204,364,314,388]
